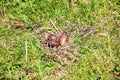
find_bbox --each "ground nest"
[36,29,80,79]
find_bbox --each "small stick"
[25,41,28,62]
[50,19,61,33]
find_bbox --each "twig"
[108,32,112,60]
[25,41,28,62]
[50,19,61,33]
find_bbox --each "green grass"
[0,0,120,80]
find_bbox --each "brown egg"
[60,32,69,47]
[46,34,60,48]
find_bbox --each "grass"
[0,0,120,80]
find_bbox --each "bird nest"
[36,29,78,63]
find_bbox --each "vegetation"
[0,0,120,80]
